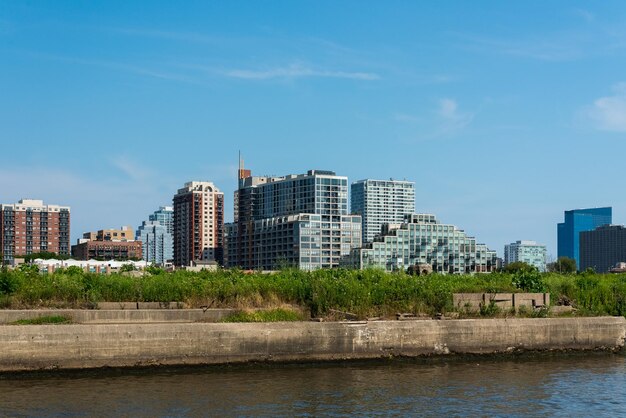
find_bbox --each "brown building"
[72,240,142,261]
[173,181,224,266]
[1,199,70,265]
[72,225,142,261]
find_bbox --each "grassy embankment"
[0,266,625,320]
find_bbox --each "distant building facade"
[348,214,497,274]
[173,181,224,266]
[224,162,362,271]
[351,179,415,244]
[72,225,142,261]
[580,225,626,273]
[72,240,143,261]
[82,226,134,242]
[504,240,547,272]
[136,221,173,265]
[0,199,70,265]
[558,207,612,270]
[149,206,173,235]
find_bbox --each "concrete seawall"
[0,309,239,324]
[0,317,623,372]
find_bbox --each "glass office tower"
[557,207,612,270]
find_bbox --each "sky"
[2,1,626,258]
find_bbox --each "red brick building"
[173,181,224,266]
[71,240,142,260]
[0,199,71,265]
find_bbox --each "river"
[0,352,624,417]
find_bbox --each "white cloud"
[586,83,626,132]
[224,63,379,81]
[111,155,154,181]
[437,98,474,133]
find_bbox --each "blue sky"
[2,1,626,258]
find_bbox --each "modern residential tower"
[136,221,173,266]
[149,206,173,235]
[351,179,415,244]
[173,181,224,266]
[225,159,361,271]
[557,207,612,269]
[0,199,70,265]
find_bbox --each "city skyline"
[2,2,626,257]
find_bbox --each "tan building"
[82,226,134,242]
[1,199,70,265]
[173,181,224,266]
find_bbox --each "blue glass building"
[136,221,173,266]
[557,207,612,270]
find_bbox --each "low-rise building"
[72,225,142,261]
[72,240,143,261]
[348,214,497,274]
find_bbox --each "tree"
[120,263,136,273]
[504,261,534,273]
[547,257,576,273]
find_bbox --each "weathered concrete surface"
[453,293,550,312]
[0,309,238,324]
[0,317,623,372]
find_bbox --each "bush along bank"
[0,265,625,320]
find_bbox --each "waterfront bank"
[0,317,624,372]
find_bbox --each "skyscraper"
[149,206,173,235]
[136,221,173,266]
[557,207,612,270]
[138,206,174,265]
[580,225,626,273]
[173,181,224,266]
[1,199,70,265]
[351,179,415,244]
[225,159,361,271]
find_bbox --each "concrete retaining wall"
[0,317,623,372]
[453,293,550,312]
[0,309,238,324]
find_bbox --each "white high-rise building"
[351,179,415,244]
[504,240,547,272]
[173,182,224,266]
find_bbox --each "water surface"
[0,352,624,417]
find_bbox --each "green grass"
[221,308,305,323]
[11,315,72,325]
[1,266,625,319]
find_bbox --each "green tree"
[120,263,136,272]
[504,261,534,273]
[547,257,577,273]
